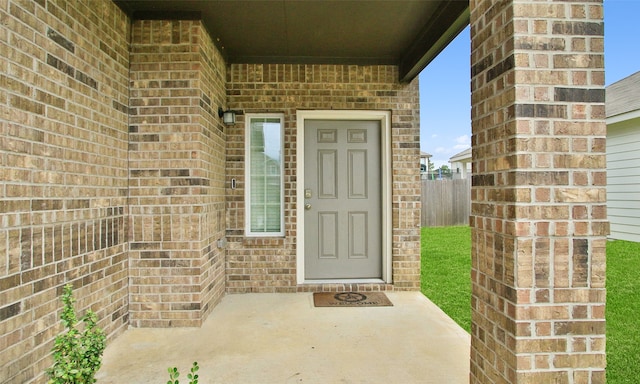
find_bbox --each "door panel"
[348,212,368,259]
[319,212,338,259]
[318,150,337,198]
[348,150,368,198]
[304,120,381,279]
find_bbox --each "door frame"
[296,110,392,284]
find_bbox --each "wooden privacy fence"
[421,178,471,227]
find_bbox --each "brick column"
[128,20,227,327]
[470,0,607,382]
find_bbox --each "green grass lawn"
[421,226,640,383]
[605,239,640,383]
[420,226,471,332]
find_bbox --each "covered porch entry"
[97,292,470,383]
[0,0,607,383]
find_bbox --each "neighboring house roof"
[115,0,469,82]
[607,70,640,119]
[449,147,471,163]
[420,151,432,159]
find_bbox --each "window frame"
[244,113,285,237]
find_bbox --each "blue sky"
[419,0,640,168]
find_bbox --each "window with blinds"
[245,114,284,236]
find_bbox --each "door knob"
[305,203,312,210]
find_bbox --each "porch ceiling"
[114,0,469,82]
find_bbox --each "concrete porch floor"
[96,292,470,383]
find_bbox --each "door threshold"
[302,279,386,285]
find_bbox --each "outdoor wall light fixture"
[218,107,236,125]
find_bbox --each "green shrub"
[47,284,106,384]
[167,362,200,384]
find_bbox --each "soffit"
[115,0,469,82]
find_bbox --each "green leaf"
[46,284,106,384]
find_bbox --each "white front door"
[304,119,382,279]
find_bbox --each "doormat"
[313,292,393,307]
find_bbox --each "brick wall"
[128,19,227,327]
[0,0,130,383]
[470,0,607,382]
[225,64,422,293]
